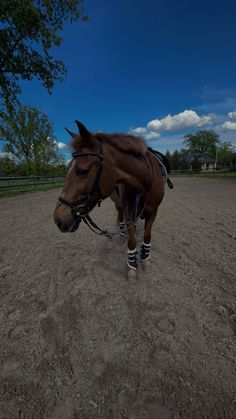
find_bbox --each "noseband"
[58,139,104,217]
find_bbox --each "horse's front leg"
[141,210,157,270]
[127,223,138,280]
[110,187,126,236]
[122,186,138,280]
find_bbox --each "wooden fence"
[0,176,65,197]
[171,167,236,176]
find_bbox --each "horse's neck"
[105,144,149,192]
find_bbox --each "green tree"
[0,0,87,110]
[191,157,202,172]
[217,142,236,168]
[178,148,190,170]
[165,150,171,162]
[169,149,190,171]
[184,129,220,158]
[170,150,182,170]
[0,155,17,176]
[0,105,64,174]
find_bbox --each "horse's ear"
[75,120,93,141]
[65,127,77,138]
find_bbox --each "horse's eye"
[77,169,89,178]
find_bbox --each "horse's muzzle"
[54,213,81,233]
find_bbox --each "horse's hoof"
[141,259,152,272]
[127,268,137,282]
[119,232,126,239]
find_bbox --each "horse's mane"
[95,132,147,157]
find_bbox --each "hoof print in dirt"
[91,359,106,378]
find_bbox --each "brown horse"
[54,121,172,280]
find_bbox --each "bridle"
[58,138,104,218]
[58,138,114,238]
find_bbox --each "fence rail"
[171,167,236,176]
[0,176,65,197]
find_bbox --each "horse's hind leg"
[141,210,157,270]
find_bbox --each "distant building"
[198,156,216,172]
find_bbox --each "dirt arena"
[0,177,236,419]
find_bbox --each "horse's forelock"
[70,134,80,152]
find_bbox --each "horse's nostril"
[55,219,65,231]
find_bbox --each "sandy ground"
[0,177,236,419]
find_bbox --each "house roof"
[186,154,215,164]
[198,156,215,164]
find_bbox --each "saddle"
[147,147,173,189]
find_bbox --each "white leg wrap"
[141,242,151,261]
[127,248,138,270]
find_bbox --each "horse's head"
[54,121,106,233]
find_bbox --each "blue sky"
[19,0,236,156]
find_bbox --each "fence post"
[7,178,11,196]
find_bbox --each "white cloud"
[221,121,236,130]
[129,127,160,140]
[129,109,213,142]
[228,111,236,119]
[130,127,147,135]
[57,142,68,149]
[147,110,213,132]
[145,131,160,140]
[128,102,236,151]
[0,152,13,159]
